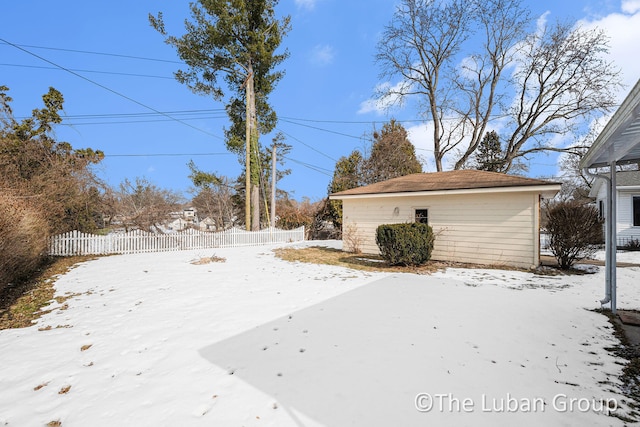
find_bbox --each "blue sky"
[2,0,640,202]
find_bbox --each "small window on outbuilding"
[634,196,640,227]
[415,209,429,225]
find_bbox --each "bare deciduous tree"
[376,0,621,172]
[188,162,239,231]
[115,177,183,232]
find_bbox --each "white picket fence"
[49,226,305,256]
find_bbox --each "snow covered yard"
[1,241,639,426]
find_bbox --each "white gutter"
[583,168,614,307]
[330,184,562,200]
[610,163,618,314]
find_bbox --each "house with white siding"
[329,170,561,269]
[589,170,640,247]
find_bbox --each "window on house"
[634,196,640,227]
[599,200,604,221]
[415,209,428,224]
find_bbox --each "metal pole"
[610,161,617,314]
[604,173,612,305]
[583,167,612,306]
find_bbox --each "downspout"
[610,162,617,314]
[582,167,612,306]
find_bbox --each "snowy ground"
[1,241,639,426]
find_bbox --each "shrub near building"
[545,200,603,269]
[375,223,435,266]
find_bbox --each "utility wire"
[282,155,332,176]
[279,118,365,140]
[60,109,226,118]
[60,116,227,126]
[280,115,424,125]
[276,128,338,162]
[0,41,183,64]
[105,152,232,157]
[0,38,223,140]
[0,63,174,79]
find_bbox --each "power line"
[60,116,227,126]
[276,128,338,162]
[0,38,223,140]
[12,106,422,134]
[105,152,232,158]
[16,109,227,121]
[279,118,365,140]
[0,63,174,79]
[14,106,421,125]
[61,109,226,118]
[280,115,424,125]
[282,155,332,176]
[0,41,182,64]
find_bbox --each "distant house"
[589,170,640,246]
[167,217,189,231]
[329,170,561,269]
[183,207,198,223]
[199,217,217,231]
[167,207,199,231]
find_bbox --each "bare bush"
[0,192,49,292]
[343,223,363,254]
[545,200,603,269]
[276,197,331,240]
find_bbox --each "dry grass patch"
[34,382,49,391]
[0,256,95,330]
[190,254,226,265]
[274,245,560,275]
[273,246,444,274]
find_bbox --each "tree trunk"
[251,184,260,230]
[247,67,261,231]
[244,69,253,231]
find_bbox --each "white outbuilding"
[330,170,561,269]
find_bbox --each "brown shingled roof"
[330,170,560,197]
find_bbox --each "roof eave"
[580,79,640,169]
[329,184,562,200]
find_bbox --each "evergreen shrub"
[375,223,435,266]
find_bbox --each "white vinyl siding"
[617,191,640,239]
[593,182,640,241]
[342,191,540,268]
